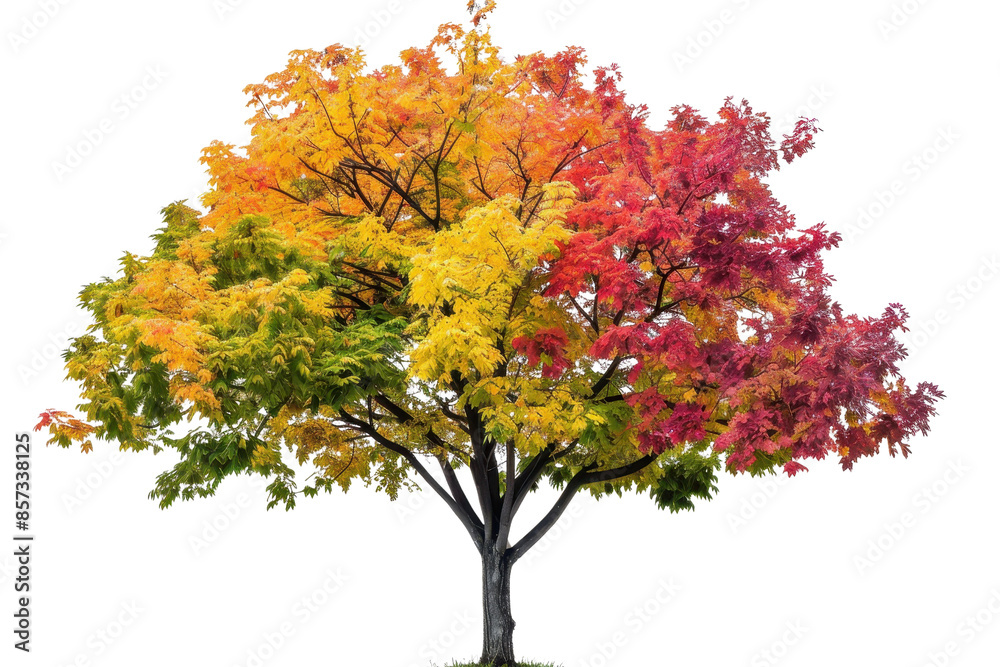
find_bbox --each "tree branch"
[438,457,483,531]
[337,409,483,549]
[507,453,659,562]
[590,356,623,399]
[494,439,517,553]
[508,441,558,518]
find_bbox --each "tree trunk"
[480,544,516,666]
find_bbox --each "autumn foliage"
[38,7,941,664]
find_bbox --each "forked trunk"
[480,544,516,666]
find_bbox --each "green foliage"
[646,452,721,513]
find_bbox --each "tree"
[37,4,943,665]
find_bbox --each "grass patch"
[440,662,561,667]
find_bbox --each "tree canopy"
[39,9,942,559]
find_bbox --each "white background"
[1,0,998,665]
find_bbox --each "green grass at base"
[439,660,561,667]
